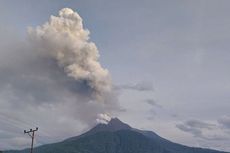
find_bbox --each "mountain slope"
[4,118,229,153]
[65,117,131,142]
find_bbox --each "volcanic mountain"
[4,118,229,153]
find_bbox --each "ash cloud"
[96,113,111,124]
[0,8,121,149]
[28,8,112,102]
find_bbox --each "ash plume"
[28,8,111,102]
[96,113,111,124]
[0,8,120,138]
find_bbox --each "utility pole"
[24,127,38,153]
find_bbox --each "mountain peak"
[105,117,131,130]
[82,118,131,137]
[70,118,130,139]
[93,117,131,132]
[108,117,122,123]
[64,118,131,142]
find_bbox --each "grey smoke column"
[28,8,111,102]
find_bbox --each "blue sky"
[0,0,230,151]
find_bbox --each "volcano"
[4,118,229,153]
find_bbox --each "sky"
[0,0,230,151]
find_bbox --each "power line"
[0,112,54,138]
[24,127,38,153]
[0,112,64,145]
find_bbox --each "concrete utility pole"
[24,127,38,153]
